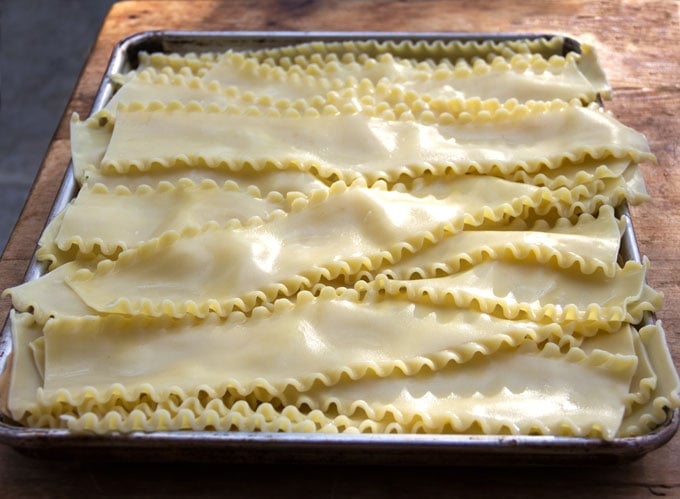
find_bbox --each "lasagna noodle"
[35,210,75,269]
[49,176,620,260]
[7,312,44,419]
[375,205,623,280]
[4,261,101,324]
[282,332,637,439]
[619,323,680,436]
[52,180,290,256]
[32,330,636,439]
[625,329,657,410]
[244,37,568,65]
[74,96,636,190]
[133,39,610,102]
[98,102,654,182]
[199,50,606,104]
[64,177,611,317]
[133,37,566,77]
[31,290,577,411]
[504,158,631,189]
[70,112,114,182]
[368,259,661,327]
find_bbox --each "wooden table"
[1,0,678,495]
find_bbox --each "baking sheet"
[0,30,677,464]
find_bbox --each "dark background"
[0,0,117,252]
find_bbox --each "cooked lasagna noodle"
[4,37,679,438]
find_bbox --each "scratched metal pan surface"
[0,31,677,465]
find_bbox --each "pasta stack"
[4,37,679,439]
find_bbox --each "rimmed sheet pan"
[0,30,676,464]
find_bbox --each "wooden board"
[1,0,678,494]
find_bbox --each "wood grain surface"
[1,0,679,495]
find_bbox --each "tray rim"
[0,29,677,464]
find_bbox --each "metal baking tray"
[0,30,677,465]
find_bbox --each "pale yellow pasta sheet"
[100,102,653,182]
[378,205,623,280]
[199,50,606,104]
[286,334,637,439]
[53,180,288,256]
[65,177,605,317]
[30,292,575,410]
[369,259,661,326]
